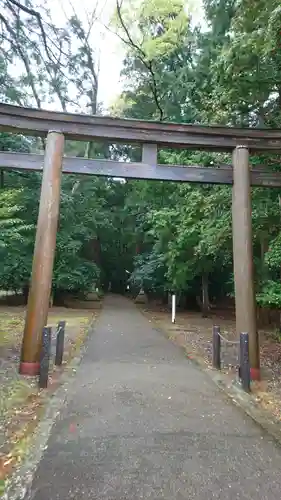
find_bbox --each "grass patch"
[0,311,24,348]
[0,305,99,492]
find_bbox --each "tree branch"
[115,0,164,120]
[0,12,41,108]
[7,0,53,63]
[66,5,99,113]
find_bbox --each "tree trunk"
[260,234,269,284]
[202,272,209,318]
[22,285,29,304]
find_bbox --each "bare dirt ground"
[140,304,281,425]
[0,306,99,492]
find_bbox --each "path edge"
[2,319,97,500]
[140,307,281,448]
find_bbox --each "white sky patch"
[48,0,124,110]
[7,0,204,111]
[48,0,205,109]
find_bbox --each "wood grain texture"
[1,103,281,151]
[1,152,281,187]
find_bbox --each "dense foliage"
[1,0,281,310]
[112,0,281,309]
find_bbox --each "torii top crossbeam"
[1,103,281,152]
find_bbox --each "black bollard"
[55,320,66,366]
[239,332,250,392]
[39,326,51,389]
[212,325,221,370]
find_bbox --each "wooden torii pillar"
[19,131,64,375]
[232,145,260,380]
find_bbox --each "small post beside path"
[172,294,176,324]
[240,332,251,393]
[55,320,66,366]
[212,325,251,393]
[212,325,221,370]
[39,326,52,389]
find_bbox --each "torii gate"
[1,104,281,380]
